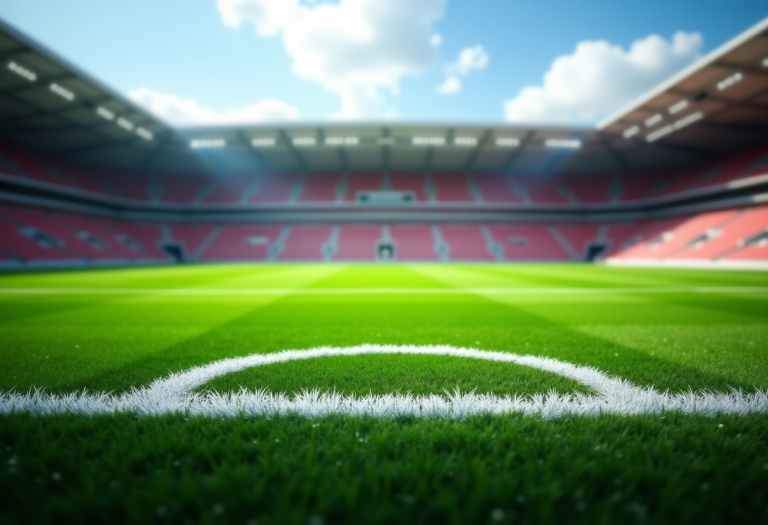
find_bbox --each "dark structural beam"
[463,129,491,173]
[236,131,269,173]
[277,128,308,172]
[502,131,534,173]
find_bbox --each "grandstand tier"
[4,200,764,267]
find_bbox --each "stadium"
[0,5,767,525]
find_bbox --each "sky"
[1,0,766,126]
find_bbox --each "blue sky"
[1,0,766,125]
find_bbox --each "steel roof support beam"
[236,131,269,173]
[463,129,491,173]
[502,131,534,174]
[277,129,307,173]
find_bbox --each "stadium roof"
[1,16,768,175]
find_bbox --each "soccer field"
[1,264,767,524]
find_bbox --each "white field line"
[1,286,768,296]
[1,345,766,419]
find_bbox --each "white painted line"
[1,345,765,419]
[0,287,767,296]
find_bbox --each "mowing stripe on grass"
[1,286,768,295]
[1,345,766,419]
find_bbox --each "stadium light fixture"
[646,111,704,142]
[293,137,316,147]
[763,58,768,67]
[623,126,640,139]
[252,138,275,148]
[190,139,225,149]
[668,100,689,115]
[117,118,134,131]
[495,137,520,147]
[8,61,36,82]
[49,83,74,101]
[325,137,359,146]
[412,137,445,146]
[454,137,478,146]
[645,114,662,127]
[96,107,114,121]
[545,139,581,149]
[717,72,743,91]
[136,128,153,141]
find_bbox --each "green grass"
[198,354,594,397]
[1,264,768,524]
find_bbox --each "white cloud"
[437,45,489,95]
[503,32,702,124]
[217,0,445,119]
[128,88,299,126]
[437,76,461,94]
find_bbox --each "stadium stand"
[431,173,475,202]
[299,173,341,202]
[199,225,280,261]
[333,224,381,260]
[3,18,768,271]
[250,173,300,203]
[389,224,439,260]
[168,224,216,259]
[1,196,766,266]
[344,172,383,202]
[661,206,768,261]
[554,224,603,259]
[204,175,257,205]
[440,224,494,260]
[558,174,615,204]
[471,173,524,203]
[513,174,569,204]
[487,224,572,261]
[389,172,429,202]
[278,225,333,261]
[158,174,212,204]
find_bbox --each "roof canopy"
[1,17,767,175]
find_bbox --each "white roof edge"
[596,16,768,130]
[175,121,595,133]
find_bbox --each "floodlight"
[673,111,704,130]
[646,111,703,143]
[669,100,688,115]
[454,137,478,146]
[117,118,134,131]
[495,137,519,147]
[717,72,743,91]
[252,138,275,147]
[8,61,36,81]
[645,114,662,127]
[646,125,674,143]
[293,137,316,146]
[325,137,359,146]
[545,139,581,149]
[49,83,74,101]
[190,139,225,149]
[136,128,153,141]
[623,126,640,139]
[412,137,445,146]
[96,107,115,120]
[764,58,768,67]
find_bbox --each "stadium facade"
[0,17,767,269]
